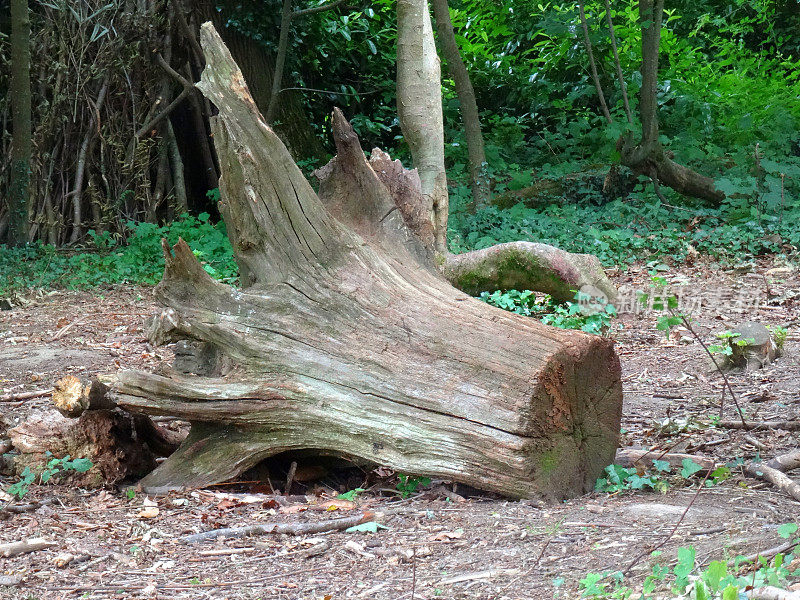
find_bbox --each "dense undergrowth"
[3,185,797,298]
[448,184,800,267]
[0,213,235,294]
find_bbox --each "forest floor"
[1,256,799,600]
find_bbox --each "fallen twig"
[768,450,800,472]
[180,511,375,544]
[745,462,800,502]
[0,538,58,557]
[0,499,52,520]
[48,315,88,342]
[720,421,800,432]
[744,435,768,451]
[732,540,799,567]
[0,388,52,402]
[439,568,520,586]
[747,586,800,600]
[615,448,715,470]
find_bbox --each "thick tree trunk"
[95,24,622,500]
[397,0,449,253]
[8,0,32,246]
[430,0,490,209]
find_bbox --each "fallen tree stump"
[87,23,622,500]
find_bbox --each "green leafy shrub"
[396,474,431,498]
[0,214,237,295]
[6,453,94,499]
[479,289,617,334]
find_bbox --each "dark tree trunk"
[430,0,490,208]
[264,0,293,124]
[8,0,32,246]
[85,24,622,500]
[620,0,724,204]
[192,0,325,160]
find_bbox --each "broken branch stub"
[107,22,622,500]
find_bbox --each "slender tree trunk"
[265,0,293,124]
[397,0,448,253]
[165,119,188,214]
[69,80,110,244]
[9,0,32,246]
[618,0,724,203]
[430,0,490,209]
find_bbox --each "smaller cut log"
[52,375,115,417]
[52,375,185,456]
[0,538,57,558]
[721,322,780,371]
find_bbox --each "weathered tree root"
[443,241,617,304]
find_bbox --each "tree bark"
[430,0,490,208]
[96,23,622,500]
[397,0,449,253]
[9,0,32,246]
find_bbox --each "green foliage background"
[2,0,799,313]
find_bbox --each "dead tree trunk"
[101,23,622,500]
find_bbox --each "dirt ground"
[1,257,799,599]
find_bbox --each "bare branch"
[578,0,613,124]
[603,0,632,123]
[294,0,346,17]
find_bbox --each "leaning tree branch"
[134,87,191,140]
[603,0,632,124]
[294,0,345,17]
[578,0,612,124]
[156,54,194,90]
